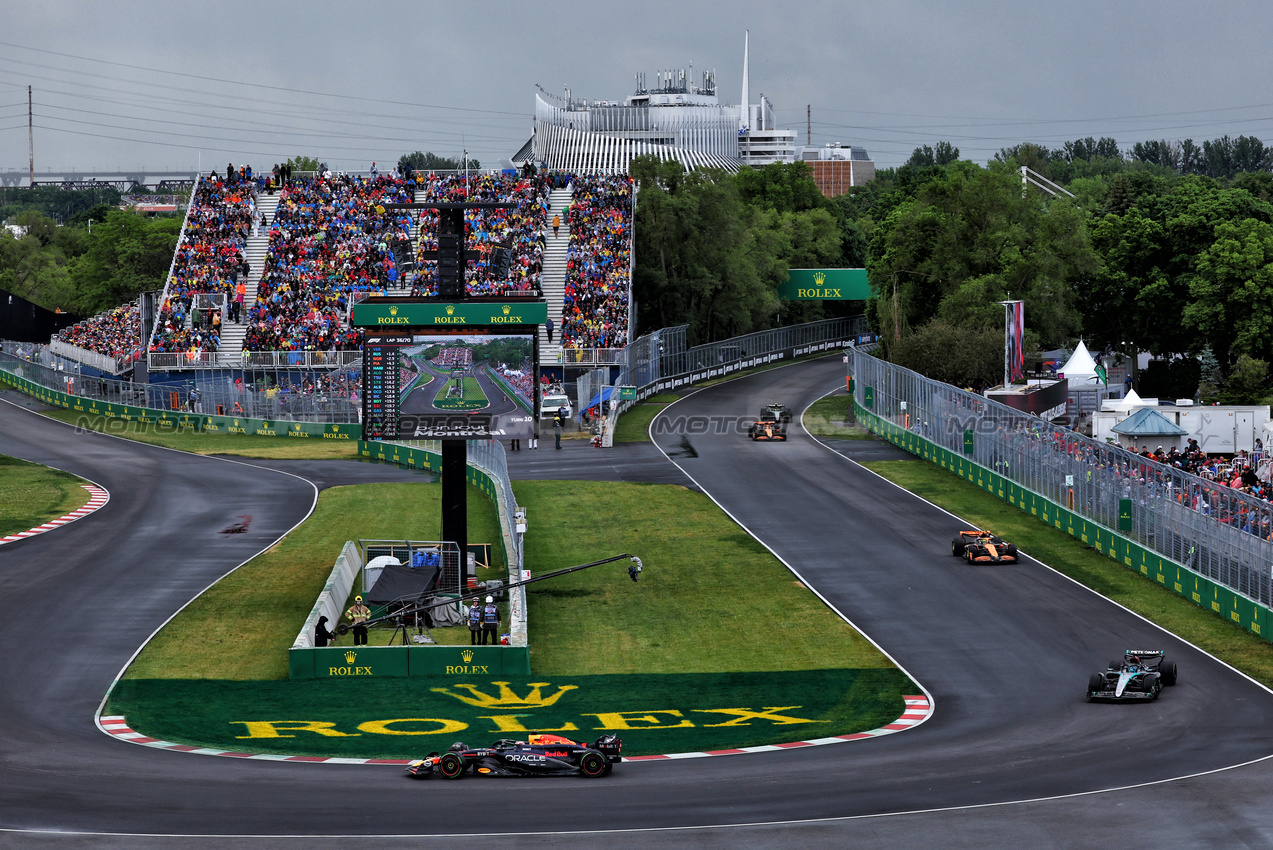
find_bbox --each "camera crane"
[335,554,643,637]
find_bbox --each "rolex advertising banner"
[777,269,870,301]
[289,644,531,679]
[107,668,917,758]
[351,300,549,328]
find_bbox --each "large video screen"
[396,333,536,439]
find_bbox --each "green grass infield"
[107,669,915,758]
[0,454,91,536]
[804,394,873,439]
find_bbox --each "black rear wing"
[1126,649,1165,660]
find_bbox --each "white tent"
[1057,340,1099,383]
[1111,389,1143,411]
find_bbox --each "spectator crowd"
[246,172,413,352]
[560,174,633,349]
[58,301,142,364]
[149,167,259,354]
[409,172,550,297]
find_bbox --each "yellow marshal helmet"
[355,595,363,603]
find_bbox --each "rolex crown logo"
[389,305,399,316]
[344,650,357,664]
[461,649,475,663]
[431,681,578,708]
[502,304,511,315]
[446,304,455,316]
[332,425,338,432]
[813,271,827,286]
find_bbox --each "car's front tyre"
[438,752,466,779]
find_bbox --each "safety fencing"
[0,358,362,439]
[576,316,874,425]
[849,347,1273,641]
[1,348,360,423]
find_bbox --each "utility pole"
[28,86,34,186]
[807,104,811,147]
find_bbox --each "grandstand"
[39,163,635,407]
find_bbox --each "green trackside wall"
[288,644,531,680]
[854,397,1272,641]
[355,439,497,503]
[0,369,362,439]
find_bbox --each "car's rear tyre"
[1109,660,1122,671]
[1087,673,1105,696]
[1159,658,1178,685]
[1006,544,1018,559]
[952,536,965,556]
[438,752,465,779]
[579,751,607,778]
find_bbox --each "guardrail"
[849,346,1273,640]
[576,317,872,425]
[47,339,132,375]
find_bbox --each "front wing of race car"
[963,543,1018,564]
[749,422,788,441]
[1086,672,1161,701]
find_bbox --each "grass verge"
[864,458,1273,688]
[804,394,873,439]
[613,394,680,443]
[0,455,91,536]
[517,480,893,674]
[41,410,360,460]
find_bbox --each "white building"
[523,32,797,174]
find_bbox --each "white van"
[541,394,573,420]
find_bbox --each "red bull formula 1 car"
[951,529,1019,563]
[406,733,622,779]
[1086,650,1178,701]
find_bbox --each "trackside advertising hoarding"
[777,269,870,301]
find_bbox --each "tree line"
[632,136,1273,401]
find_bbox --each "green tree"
[1187,217,1273,367]
[868,163,1096,354]
[888,319,1003,390]
[631,157,772,342]
[398,151,479,172]
[905,142,960,169]
[286,155,322,173]
[66,210,179,314]
[735,161,828,213]
[1217,354,1270,404]
[0,226,73,308]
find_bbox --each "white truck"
[1092,399,1271,454]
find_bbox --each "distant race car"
[749,416,788,441]
[1087,650,1178,702]
[405,733,622,779]
[760,402,793,423]
[950,529,1019,563]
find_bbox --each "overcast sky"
[3,0,1272,178]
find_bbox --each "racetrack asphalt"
[4,362,1273,848]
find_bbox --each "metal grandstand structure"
[526,33,796,174]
